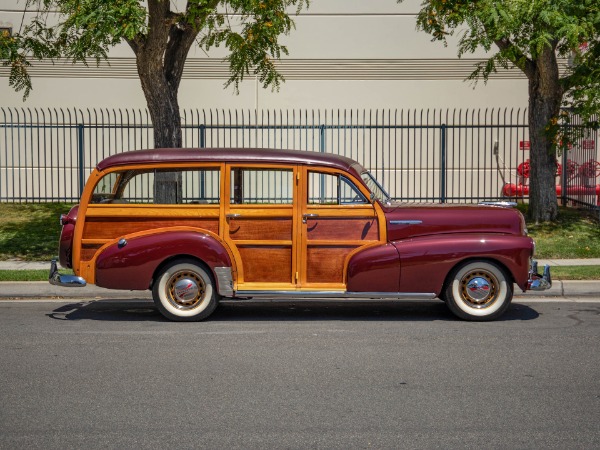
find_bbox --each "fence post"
[319,124,326,200]
[319,124,326,153]
[199,124,206,148]
[77,123,85,197]
[440,123,447,203]
[561,143,567,206]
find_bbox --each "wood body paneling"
[76,163,388,291]
[306,217,378,241]
[79,205,221,262]
[238,246,292,283]
[306,246,355,283]
[229,218,292,241]
[83,217,219,240]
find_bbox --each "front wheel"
[444,261,513,321]
[152,259,218,321]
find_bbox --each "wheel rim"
[165,270,206,310]
[459,270,499,309]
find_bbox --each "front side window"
[91,168,221,204]
[230,168,293,204]
[308,172,367,205]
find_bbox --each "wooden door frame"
[297,166,387,290]
[223,163,301,290]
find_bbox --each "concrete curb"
[0,280,597,301]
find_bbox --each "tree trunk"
[527,47,563,223]
[137,58,183,204]
[126,0,201,204]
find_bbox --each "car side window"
[91,169,220,204]
[230,168,293,204]
[308,172,367,205]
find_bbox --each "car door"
[224,164,300,290]
[298,167,383,290]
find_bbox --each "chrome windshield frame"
[361,171,391,205]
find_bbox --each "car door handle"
[302,213,319,224]
[226,213,241,219]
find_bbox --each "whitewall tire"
[444,261,513,321]
[152,260,218,321]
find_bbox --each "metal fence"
[1,107,599,210]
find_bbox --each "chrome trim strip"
[214,267,234,297]
[389,220,422,225]
[233,291,437,300]
[48,259,87,287]
[479,201,517,208]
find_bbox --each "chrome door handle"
[302,213,319,224]
[226,213,241,219]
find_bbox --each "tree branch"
[495,37,536,79]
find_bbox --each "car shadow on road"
[46,299,540,322]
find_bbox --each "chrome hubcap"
[166,271,206,310]
[460,271,498,308]
[174,278,199,302]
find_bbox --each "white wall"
[0,0,529,110]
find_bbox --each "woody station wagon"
[50,148,551,321]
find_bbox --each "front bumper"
[527,260,552,291]
[49,259,87,287]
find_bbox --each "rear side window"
[230,168,293,204]
[91,168,221,204]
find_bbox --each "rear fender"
[95,228,233,291]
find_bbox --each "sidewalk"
[0,280,597,300]
[0,259,597,300]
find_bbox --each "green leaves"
[2,0,308,99]
[200,0,308,92]
[403,0,600,138]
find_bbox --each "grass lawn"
[519,205,600,259]
[0,203,74,261]
[0,202,598,281]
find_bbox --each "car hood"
[382,202,526,241]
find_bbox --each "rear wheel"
[152,259,218,321]
[444,261,512,321]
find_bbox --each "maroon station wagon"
[50,148,551,321]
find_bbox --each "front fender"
[392,234,535,294]
[95,229,232,291]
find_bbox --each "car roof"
[96,148,366,174]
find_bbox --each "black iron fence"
[1,107,598,210]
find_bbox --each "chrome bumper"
[49,259,87,287]
[527,260,552,291]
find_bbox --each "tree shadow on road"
[46,299,540,322]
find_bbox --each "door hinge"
[296,171,300,183]
[295,271,299,282]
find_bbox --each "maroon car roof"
[96,148,365,173]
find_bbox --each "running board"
[230,291,437,300]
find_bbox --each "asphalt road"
[1,299,599,449]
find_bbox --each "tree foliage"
[1,0,308,99]
[1,0,308,203]
[402,0,600,221]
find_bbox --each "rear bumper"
[49,259,87,287]
[527,260,552,291]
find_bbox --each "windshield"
[361,171,391,204]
